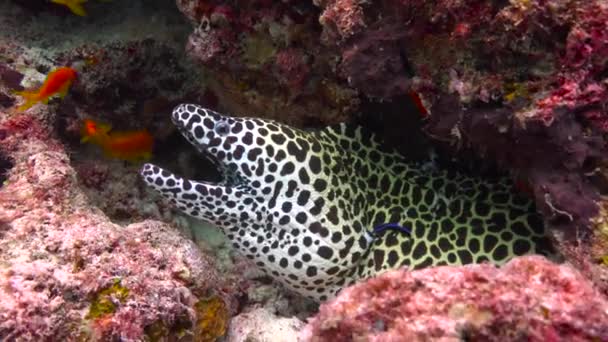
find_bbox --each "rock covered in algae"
[301,256,608,341]
[312,0,608,296]
[0,113,235,341]
[175,0,360,127]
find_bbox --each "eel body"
[140,104,552,301]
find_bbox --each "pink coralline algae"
[274,48,311,92]
[313,0,608,295]
[175,0,360,126]
[302,256,608,341]
[0,114,235,341]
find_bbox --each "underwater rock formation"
[302,255,608,341]
[0,2,317,339]
[312,0,608,294]
[168,0,608,298]
[0,114,235,340]
[175,0,360,127]
[1,0,206,144]
[3,0,608,339]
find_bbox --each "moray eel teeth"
[141,103,554,302]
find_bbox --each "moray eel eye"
[214,121,230,136]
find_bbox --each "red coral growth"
[314,0,608,295]
[176,0,358,126]
[302,256,608,341]
[535,72,608,127]
[316,0,608,128]
[274,48,311,92]
[318,0,366,42]
[532,3,608,130]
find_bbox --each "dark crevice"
[154,131,223,184]
[0,151,13,187]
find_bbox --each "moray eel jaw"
[141,104,370,301]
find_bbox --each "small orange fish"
[51,0,87,17]
[81,119,154,162]
[408,90,429,118]
[14,66,77,111]
[80,119,111,144]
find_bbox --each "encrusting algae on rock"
[301,256,608,341]
[86,279,130,320]
[193,295,229,342]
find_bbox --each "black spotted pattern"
[141,103,552,303]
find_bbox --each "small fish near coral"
[140,104,554,302]
[81,119,154,162]
[13,66,77,111]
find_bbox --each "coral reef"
[302,256,608,341]
[0,2,320,338]
[0,114,235,340]
[0,0,211,226]
[3,0,608,339]
[175,0,360,127]
[0,1,314,341]
[312,0,608,294]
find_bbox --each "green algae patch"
[144,316,191,342]
[86,279,130,319]
[242,34,276,69]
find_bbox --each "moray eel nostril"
[141,103,553,302]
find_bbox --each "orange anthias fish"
[81,119,154,162]
[51,0,88,16]
[80,119,111,144]
[14,66,77,111]
[408,90,429,118]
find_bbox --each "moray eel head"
[141,104,371,301]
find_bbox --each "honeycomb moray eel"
[141,104,554,302]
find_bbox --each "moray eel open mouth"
[141,103,554,302]
[170,107,244,188]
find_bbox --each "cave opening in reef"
[0,149,13,188]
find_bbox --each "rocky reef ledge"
[302,256,608,341]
